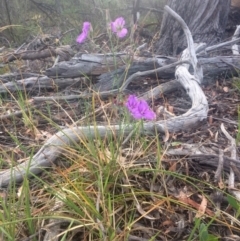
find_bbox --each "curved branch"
[165,5,203,83]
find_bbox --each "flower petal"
[82,22,91,33]
[144,110,156,120]
[137,100,149,113]
[111,17,127,37]
[115,17,125,28]
[116,28,128,38]
[131,111,142,119]
[111,22,117,33]
[126,95,139,110]
[125,95,156,120]
[76,22,91,44]
[76,32,88,43]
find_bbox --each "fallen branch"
[0,76,80,93]
[3,45,74,63]
[221,123,240,201]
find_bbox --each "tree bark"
[155,0,231,56]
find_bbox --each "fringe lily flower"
[111,17,128,38]
[126,95,156,120]
[76,22,91,44]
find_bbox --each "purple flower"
[76,22,91,44]
[132,100,156,120]
[126,95,139,110]
[111,17,128,38]
[125,95,156,120]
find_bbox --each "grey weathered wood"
[232,25,240,54]
[161,4,208,131]
[4,45,74,63]
[45,53,130,78]
[0,73,43,83]
[164,6,203,83]
[0,76,79,93]
[166,144,240,172]
[155,0,231,55]
[0,54,239,95]
[95,55,240,91]
[221,124,240,201]
[200,37,240,55]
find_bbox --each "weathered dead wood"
[37,35,240,93]
[155,0,231,55]
[45,53,132,78]
[31,54,222,103]
[3,45,74,63]
[214,149,224,182]
[232,25,240,54]
[43,53,240,93]
[46,59,110,78]
[139,80,180,101]
[0,104,41,120]
[201,36,240,55]
[0,76,79,93]
[221,124,240,201]
[0,54,239,96]
[166,144,240,174]
[31,80,178,103]
[158,5,208,130]
[96,55,240,92]
[93,60,175,91]
[0,73,44,83]
[164,6,204,83]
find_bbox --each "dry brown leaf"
[195,195,207,218]
[169,162,177,172]
[161,220,174,227]
[176,191,214,217]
